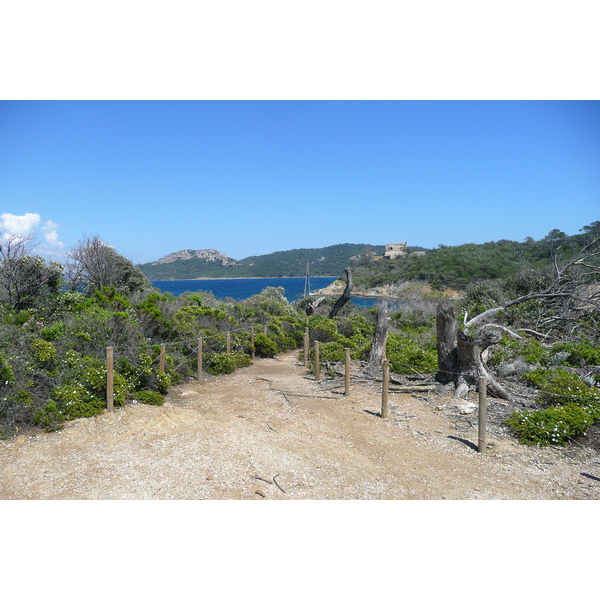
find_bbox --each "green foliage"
[30,339,56,365]
[133,390,165,406]
[253,333,278,358]
[386,332,438,374]
[504,403,599,446]
[33,400,64,432]
[521,368,600,405]
[206,352,237,374]
[0,352,16,385]
[550,340,600,367]
[504,367,600,445]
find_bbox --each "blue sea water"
[151,277,382,308]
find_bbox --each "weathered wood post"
[159,343,166,374]
[197,337,203,380]
[106,346,114,412]
[303,327,309,367]
[381,358,390,418]
[314,340,320,381]
[263,324,268,335]
[250,326,255,359]
[345,347,351,396]
[478,374,487,453]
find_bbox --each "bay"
[151,277,383,308]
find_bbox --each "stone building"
[383,242,407,259]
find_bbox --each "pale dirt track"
[1,351,599,500]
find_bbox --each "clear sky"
[1,100,598,264]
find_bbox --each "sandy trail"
[1,351,599,500]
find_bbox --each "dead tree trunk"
[436,303,457,384]
[435,303,513,400]
[365,301,389,377]
[329,267,354,318]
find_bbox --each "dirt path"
[1,351,599,500]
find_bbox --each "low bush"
[206,352,237,375]
[505,403,600,446]
[134,390,165,406]
[521,368,600,405]
[386,332,437,374]
[253,333,278,358]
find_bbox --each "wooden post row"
[106,346,114,412]
[381,359,390,418]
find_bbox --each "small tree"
[0,234,63,310]
[66,235,150,295]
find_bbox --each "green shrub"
[551,340,600,367]
[505,403,600,446]
[309,316,338,343]
[522,368,600,405]
[40,322,65,341]
[233,352,252,368]
[206,352,237,375]
[386,333,437,374]
[253,333,278,358]
[0,352,16,385]
[134,390,165,405]
[30,339,56,364]
[33,399,64,431]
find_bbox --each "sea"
[150,277,382,308]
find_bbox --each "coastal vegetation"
[1,223,599,448]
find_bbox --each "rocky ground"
[1,350,599,500]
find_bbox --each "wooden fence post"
[345,347,351,396]
[303,327,309,367]
[197,338,203,380]
[159,343,166,374]
[263,324,268,335]
[106,346,114,412]
[314,340,320,381]
[226,331,231,354]
[381,359,390,418]
[478,374,487,453]
[250,326,255,359]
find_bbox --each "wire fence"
[102,320,598,452]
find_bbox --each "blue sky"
[1,100,598,264]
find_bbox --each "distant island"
[137,243,427,279]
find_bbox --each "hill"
[352,224,600,291]
[138,243,388,279]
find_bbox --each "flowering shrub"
[505,403,599,445]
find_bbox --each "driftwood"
[329,268,354,318]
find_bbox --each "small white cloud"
[0,212,41,240]
[42,220,64,249]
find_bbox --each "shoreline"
[151,276,339,281]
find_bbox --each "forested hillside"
[352,225,600,291]
[138,243,388,279]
